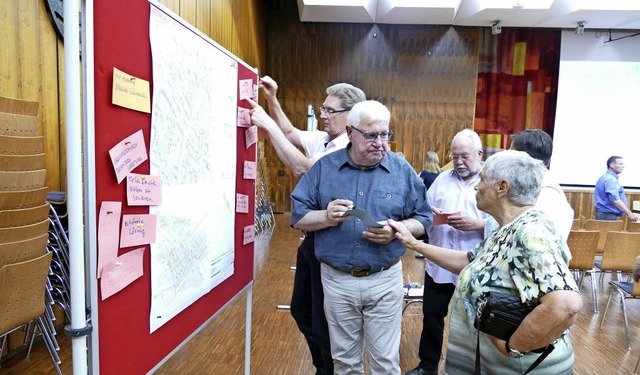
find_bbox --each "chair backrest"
[567,230,600,270]
[626,221,640,233]
[600,231,640,272]
[0,233,48,270]
[0,219,49,243]
[0,186,48,210]
[0,202,49,228]
[0,252,52,335]
[583,219,625,253]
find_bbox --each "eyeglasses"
[450,153,471,161]
[350,126,393,142]
[319,107,350,116]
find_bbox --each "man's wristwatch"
[505,338,526,358]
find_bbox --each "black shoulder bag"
[473,291,555,375]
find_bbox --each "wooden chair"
[0,252,61,374]
[600,278,640,351]
[627,221,640,233]
[567,230,600,312]
[0,233,48,268]
[584,219,625,253]
[0,202,50,228]
[0,219,49,243]
[593,231,640,276]
[0,186,48,210]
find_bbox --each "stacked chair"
[0,96,61,373]
[567,229,600,312]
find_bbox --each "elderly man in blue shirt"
[290,100,432,375]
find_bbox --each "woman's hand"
[388,219,422,252]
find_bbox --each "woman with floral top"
[389,150,582,374]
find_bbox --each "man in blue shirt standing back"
[594,156,639,222]
[291,100,432,375]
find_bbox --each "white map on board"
[148,5,237,333]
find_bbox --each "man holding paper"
[406,129,488,375]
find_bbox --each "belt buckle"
[349,268,369,277]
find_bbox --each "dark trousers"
[290,236,333,375]
[595,210,620,221]
[417,272,456,372]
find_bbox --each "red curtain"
[474,28,561,157]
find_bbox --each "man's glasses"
[450,153,471,161]
[319,107,350,116]
[350,126,393,142]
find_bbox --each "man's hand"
[363,223,395,244]
[246,98,276,131]
[447,213,483,232]
[630,213,640,223]
[259,76,278,100]
[325,199,354,227]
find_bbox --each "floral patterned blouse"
[457,209,579,325]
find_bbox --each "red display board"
[92,1,256,373]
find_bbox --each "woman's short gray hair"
[484,150,545,206]
[348,100,391,127]
[326,83,367,110]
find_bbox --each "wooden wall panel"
[564,188,640,226]
[1,0,265,195]
[264,1,480,212]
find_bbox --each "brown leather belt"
[330,258,401,277]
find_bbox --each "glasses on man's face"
[450,153,472,161]
[319,106,350,116]
[350,126,393,142]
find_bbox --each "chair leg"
[600,289,615,328]
[36,317,62,375]
[590,273,599,313]
[620,292,632,350]
[635,353,640,374]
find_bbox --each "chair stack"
[0,96,61,373]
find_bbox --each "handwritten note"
[120,214,157,248]
[243,160,256,180]
[245,126,258,148]
[112,67,151,113]
[237,106,251,127]
[239,79,253,100]
[100,247,145,300]
[243,224,255,245]
[253,84,259,101]
[97,201,122,278]
[109,129,148,183]
[127,173,162,206]
[432,211,461,227]
[236,193,249,213]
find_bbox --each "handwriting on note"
[236,193,249,213]
[100,247,145,300]
[120,214,157,248]
[112,67,151,113]
[98,201,122,278]
[243,160,256,180]
[245,126,258,149]
[243,224,255,245]
[237,106,251,127]
[239,79,253,100]
[127,173,162,206]
[109,129,148,183]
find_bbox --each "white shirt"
[426,170,488,284]
[299,131,350,159]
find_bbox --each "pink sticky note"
[126,173,162,206]
[243,161,256,180]
[243,224,255,245]
[245,126,258,149]
[239,79,253,100]
[109,129,148,183]
[252,83,259,100]
[237,107,251,127]
[100,247,145,300]
[120,214,157,248]
[98,201,122,278]
[236,193,249,213]
[432,211,461,227]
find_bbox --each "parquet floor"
[2,213,640,374]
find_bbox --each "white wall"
[550,30,640,188]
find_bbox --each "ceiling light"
[576,21,586,35]
[491,20,502,35]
